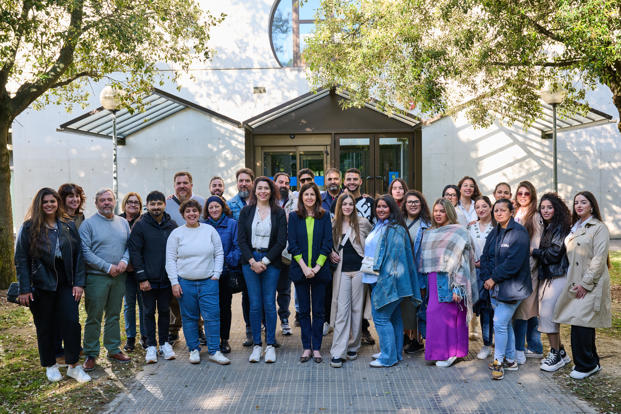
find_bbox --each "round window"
[270,0,321,67]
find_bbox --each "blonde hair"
[431,198,458,228]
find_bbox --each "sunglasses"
[517,191,530,197]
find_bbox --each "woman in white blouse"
[456,176,481,226]
[165,199,228,365]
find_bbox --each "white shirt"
[456,201,477,225]
[251,208,271,250]
[468,220,493,260]
[165,223,224,285]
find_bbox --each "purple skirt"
[424,272,468,361]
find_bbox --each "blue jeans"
[124,271,145,339]
[513,317,543,353]
[491,299,521,362]
[177,277,220,354]
[480,309,494,346]
[371,296,403,367]
[294,279,327,350]
[242,252,280,346]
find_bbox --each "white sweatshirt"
[165,223,224,285]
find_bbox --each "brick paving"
[104,296,595,414]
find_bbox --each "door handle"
[366,176,373,181]
[375,176,384,180]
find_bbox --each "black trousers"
[219,273,233,340]
[276,264,291,322]
[30,286,81,367]
[242,285,251,333]
[571,325,599,372]
[142,287,171,347]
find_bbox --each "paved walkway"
[105,297,595,414]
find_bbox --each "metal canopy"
[58,88,240,143]
[537,103,614,138]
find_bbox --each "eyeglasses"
[126,200,141,206]
[517,191,530,197]
[406,200,421,206]
[300,178,313,183]
[444,193,457,198]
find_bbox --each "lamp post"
[99,85,122,212]
[541,86,567,193]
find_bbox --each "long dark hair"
[375,195,407,229]
[401,190,431,225]
[473,195,495,225]
[513,180,538,238]
[539,193,570,234]
[25,188,65,258]
[571,191,610,268]
[333,193,360,244]
[296,182,325,219]
[388,178,408,202]
[458,176,481,199]
[248,176,279,211]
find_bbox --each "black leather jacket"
[532,222,569,279]
[15,219,86,293]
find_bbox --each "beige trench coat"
[554,219,612,328]
[514,212,543,320]
[329,218,373,327]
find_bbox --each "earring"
[590,208,593,213]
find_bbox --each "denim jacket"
[227,194,246,221]
[371,223,422,310]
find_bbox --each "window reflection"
[270,0,320,67]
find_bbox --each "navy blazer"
[287,211,333,283]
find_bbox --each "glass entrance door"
[336,135,412,196]
[262,146,328,190]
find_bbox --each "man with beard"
[274,172,295,336]
[209,176,226,200]
[80,189,132,371]
[227,168,255,345]
[329,168,376,345]
[165,171,206,344]
[227,168,254,221]
[128,191,178,363]
[321,168,343,215]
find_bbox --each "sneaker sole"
[330,362,343,368]
[492,373,504,380]
[146,359,157,364]
[347,355,358,361]
[210,359,230,365]
[504,365,519,371]
[541,360,565,372]
[164,355,176,360]
[190,360,200,364]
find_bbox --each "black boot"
[220,339,231,354]
[124,337,136,352]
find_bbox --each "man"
[227,168,254,221]
[128,191,178,363]
[321,168,343,213]
[165,171,206,344]
[274,172,295,336]
[329,168,376,345]
[209,176,226,199]
[80,189,132,371]
[227,167,255,345]
[296,168,314,192]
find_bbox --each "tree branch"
[488,59,581,68]
[50,71,100,89]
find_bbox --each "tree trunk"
[613,90,621,135]
[0,116,16,289]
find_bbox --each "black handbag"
[7,282,21,305]
[227,268,246,294]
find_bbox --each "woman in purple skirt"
[419,198,476,367]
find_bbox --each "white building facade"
[11,0,621,234]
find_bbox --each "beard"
[278,187,289,200]
[239,190,249,199]
[328,184,340,192]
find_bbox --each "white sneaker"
[161,342,176,360]
[525,349,543,358]
[46,365,62,382]
[570,365,601,380]
[264,345,276,363]
[477,345,491,360]
[323,322,332,336]
[372,352,381,359]
[145,346,158,364]
[209,351,231,365]
[67,365,92,383]
[249,345,262,363]
[189,349,200,364]
[435,356,457,367]
[516,350,526,365]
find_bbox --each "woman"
[419,199,476,368]
[456,176,481,226]
[364,195,421,368]
[165,199,229,365]
[554,191,611,380]
[512,181,544,363]
[58,183,86,228]
[442,185,467,225]
[468,196,494,359]
[288,183,333,363]
[483,198,531,380]
[532,193,571,372]
[388,178,408,208]
[493,182,512,201]
[15,188,90,383]
[203,195,241,354]
[120,192,146,352]
[238,177,287,363]
[401,190,431,353]
[328,193,372,367]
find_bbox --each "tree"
[0,0,224,288]
[304,0,621,130]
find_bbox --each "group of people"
[14,167,612,384]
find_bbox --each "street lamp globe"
[540,86,567,105]
[99,85,121,111]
